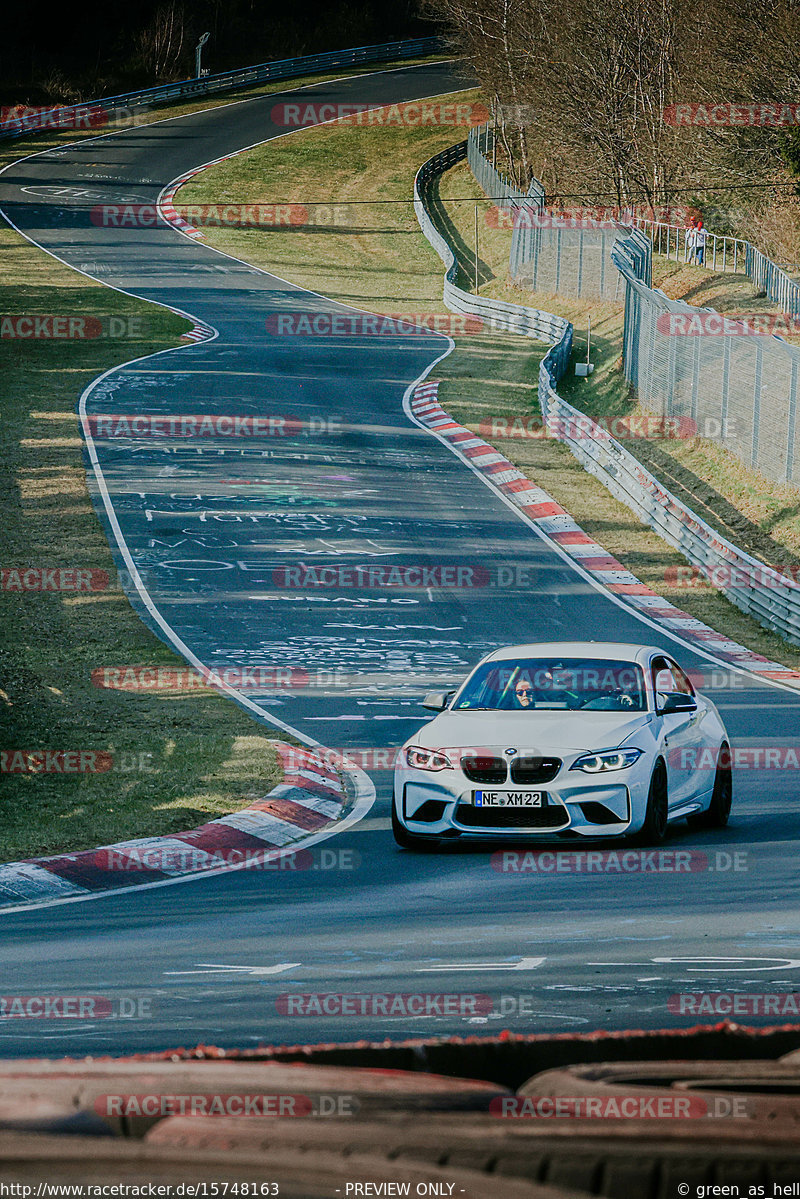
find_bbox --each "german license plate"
[474,791,546,807]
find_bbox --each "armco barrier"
[0,38,443,140]
[413,142,572,379]
[537,360,800,644]
[419,134,800,647]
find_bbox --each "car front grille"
[509,756,561,784]
[461,755,507,784]
[454,803,569,830]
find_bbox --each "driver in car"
[512,676,535,708]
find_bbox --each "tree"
[137,2,190,80]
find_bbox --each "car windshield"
[453,657,647,712]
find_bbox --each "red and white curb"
[160,154,241,243]
[0,743,350,907]
[160,168,209,241]
[410,381,800,687]
[161,164,226,346]
[179,319,214,343]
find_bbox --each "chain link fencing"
[459,125,800,643]
[614,242,800,485]
[468,124,800,487]
[468,123,633,301]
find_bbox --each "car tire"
[687,743,732,829]
[632,758,669,845]
[391,802,441,851]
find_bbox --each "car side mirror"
[422,691,450,712]
[659,692,697,714]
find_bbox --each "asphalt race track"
[1,60,800,1056]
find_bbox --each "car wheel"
[391,802,441,851]
[687,743,732,829]
[632,759,668,845]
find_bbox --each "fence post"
[721,337,731,445]
[690,325,702,429]
[751,342,763,469]
[788,360,799,483]
[576,229,584,296]
[555,228,562,294]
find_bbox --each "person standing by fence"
[694,220,707,266]
[685,215,697,263]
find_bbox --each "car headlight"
[570,748,643,773]
[405,745,453,771]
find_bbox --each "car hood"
[410,709,653,755]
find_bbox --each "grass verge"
[0,213,292,864]
[174,96,800,670]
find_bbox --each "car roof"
[481,642,665,665]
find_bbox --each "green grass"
[176,98,472,309]
[0,198,292,864]
[173,99,800,670]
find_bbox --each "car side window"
[668,660,695,696]
[652,657,676,696]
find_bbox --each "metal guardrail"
[0,37,444,140]
[636,218,749,275]
[634,218,800,319]
[413,142,572,379]
[538,359,800,645]
[456,127,800,646]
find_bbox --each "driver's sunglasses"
[515,686,533,696]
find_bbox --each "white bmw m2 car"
[392,642,732,849]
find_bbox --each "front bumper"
[395,766,640,839]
